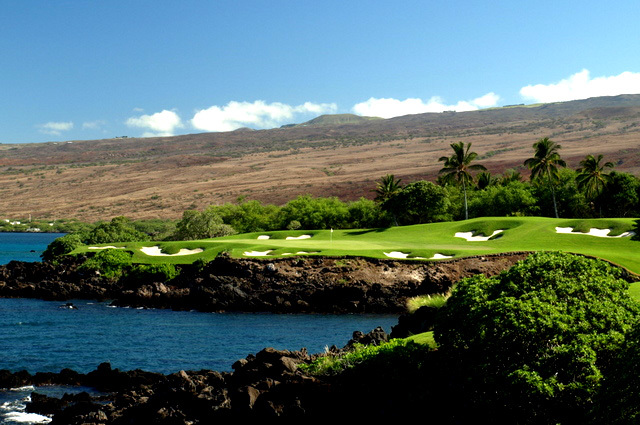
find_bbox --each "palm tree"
[576,154,614,214]
[524,137,566,218]
[500,169,522,185]
[476,171,496,190]
[374,174,402,203]
[438,141,486,220]
[374,174,402,226]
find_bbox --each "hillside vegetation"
[1,95,640,221]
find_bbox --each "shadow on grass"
[633,219,640,241]
[344,228,391,235]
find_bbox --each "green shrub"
[41,233,85,262]
[130,263,179,282]
[433,251,640,424]
[173,209,237,240]
[300,339,423,376]
[78,248,132,279]
[286,220,301,230]
[85,216,151,244]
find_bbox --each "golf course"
[76,216,639,274]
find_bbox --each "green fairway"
[74,216,640,275]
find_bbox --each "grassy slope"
[74,216,640,275]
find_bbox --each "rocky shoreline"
[2,328,400,423]
[0,252,534,314]
[5,251,633,422]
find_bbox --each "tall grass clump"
[406,286,455,313]
[299,339,424,376]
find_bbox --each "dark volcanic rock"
[0,252,537,314]
[2,328,397,422]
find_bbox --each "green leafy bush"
[383,181,451,225]
[41,233,85,262]
[84,216,151,244]
[433,251,640,424]
[78,248,132,279]
[130,263,179,282]
[173,209,237,240]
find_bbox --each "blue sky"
[2,0,640,144]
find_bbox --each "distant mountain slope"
[296,113,382,127]
[1,95,639,221]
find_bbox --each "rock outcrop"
[3,328,417,423]
[0,252,533,314]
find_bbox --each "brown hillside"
[1,94,639,222]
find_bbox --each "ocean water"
[0,233,399,424]
[0,233,66,265]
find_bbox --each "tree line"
[167,136,639,239]
[42,136,640,250]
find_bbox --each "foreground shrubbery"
[434,252,640,424]
[301,252,640,424]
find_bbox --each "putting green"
[75,216,639,275]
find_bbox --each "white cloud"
[82,120,106,130]
[519,69,640,103]
[38,121,74,135]
[191,100,338,132]
[352,93,500,118]
[126,110,183,137]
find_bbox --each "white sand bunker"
[455,230,503,241]
[140,246,204,256]
[430,253,454,259]
[384,251,410,258]
[286,235,312,240]
[88,246,119,249]
[555,227,636,238]
[257,235,270,240]
[243,250,272,256]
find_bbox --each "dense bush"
[383,181,451,225]
[173,209,237,240]
[84,216,151,244]
[41,233,85,262]
[433,252,640,424]
[130,263,179,282]
[468,181,538,217]
[279,195,350,229]
[78,248,133,279]
[599,171,640,217]
[210,199,280,233]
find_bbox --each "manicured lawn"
[73,216,640,275]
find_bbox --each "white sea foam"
[9,386,35,392]
[1,393,51,424]
[3,411,52,423]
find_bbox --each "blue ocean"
[0,233,398,424]
[0,233,66,266]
